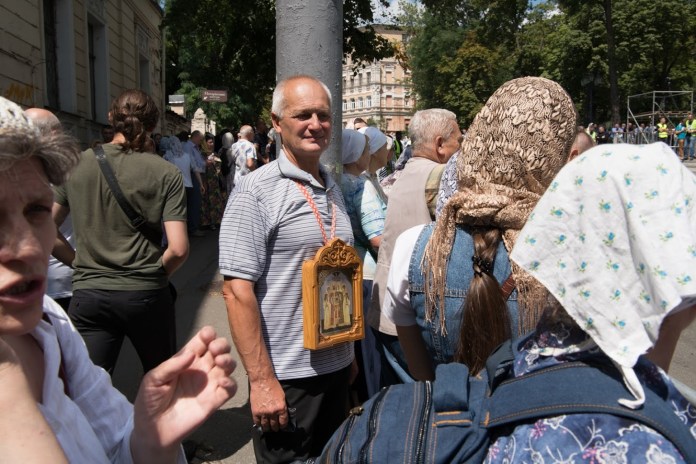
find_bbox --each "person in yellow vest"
[686,113,696,161]
[657,117,669,144]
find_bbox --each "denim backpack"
[313,341,696,464]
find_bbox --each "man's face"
[0,158,55,335]
[272,78,331,162]
[191,133,202,145]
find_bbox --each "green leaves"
[404,0,696,127]
[164,0,395,129]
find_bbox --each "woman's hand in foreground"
[131,326,237,464]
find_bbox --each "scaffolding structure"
[626,90,693,144]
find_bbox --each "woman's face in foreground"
[0,158,55,335]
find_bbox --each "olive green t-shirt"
[54,144,187,290]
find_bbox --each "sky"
[371,0,418,23]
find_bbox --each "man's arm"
[162,220,188,276]
[51,202,75,267]
[222,278,288,432]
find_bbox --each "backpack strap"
[93,145,162,247]
[484,360,696,462]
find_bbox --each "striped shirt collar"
[277,149,337,192]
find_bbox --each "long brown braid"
[421,77,577,372]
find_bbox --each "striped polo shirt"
[219,151,354,380]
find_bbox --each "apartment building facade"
[0,0,164,146]
[342,25,414,133]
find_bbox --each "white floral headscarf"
[511,142,696,408]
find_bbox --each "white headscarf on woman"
[341,129,368,165]
[511,142,696,409]
[221,132,234,150]
[358,126,387,154]
[356,126,390,204]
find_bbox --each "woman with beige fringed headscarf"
[383,77,580,380]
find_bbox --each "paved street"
[112,158,696,463]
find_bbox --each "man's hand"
[250,377,288,432]
[131,327,237,464]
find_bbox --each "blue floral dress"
[339,172,387,280]
[485,322,696,463]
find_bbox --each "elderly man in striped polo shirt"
[220,75,356,463]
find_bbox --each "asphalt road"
[111,158,696,463]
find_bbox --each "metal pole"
[276,0,343,177]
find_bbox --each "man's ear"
[434,135,447,160]
[567,147,580,162]
[271,112,281,132]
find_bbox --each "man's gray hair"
[409,109,458,152]
[239,125,254,138]
[271,75,332,118]
[0,98,80,185]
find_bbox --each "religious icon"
[302,238,364,350]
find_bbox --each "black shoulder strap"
[485,360,696,462]
[93,145,162,246]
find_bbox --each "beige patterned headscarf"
[423,77,578,335]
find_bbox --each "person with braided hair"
[383,77,582,380]
[52,89,189,376]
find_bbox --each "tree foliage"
[403,0,696,127]
[164,0,395,130]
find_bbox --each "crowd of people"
[586,115,696,161]
[0,73,694,464]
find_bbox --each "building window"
[358,73,362,87]
[43,0,76,111]
[136,24,151,93]
[358,97,363,108]
[343,100,347,111]
[366,72,371,84]
[87,15,108,123]
[350,99,355,110]
[366,96,371,108]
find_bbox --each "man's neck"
[410,147,439,163]
[283,147,324,186]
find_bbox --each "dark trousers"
[252,365,351,463]
[68,287,177,375]
[188,178,202,232]
[53,297,72,312]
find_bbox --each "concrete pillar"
[276,0,343,176]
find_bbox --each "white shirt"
[233,139,257,184]
[382,224,425,327]
[36,297,185,463]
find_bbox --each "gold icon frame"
[302,238,364,350]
